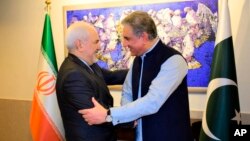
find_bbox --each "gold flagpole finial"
[45,0,51,14]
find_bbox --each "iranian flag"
[30,14,65,141]
[199,0,241,140]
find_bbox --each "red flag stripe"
[30,92,63,141]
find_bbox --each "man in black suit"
[56,22,127,141]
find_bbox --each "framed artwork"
[63,0,218,92]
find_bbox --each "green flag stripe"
[41,14,58,74]
[210,36,237,82]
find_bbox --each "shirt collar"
[79,58,94,72]
[141,38,160,58]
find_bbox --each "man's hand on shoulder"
[78,97,108,125]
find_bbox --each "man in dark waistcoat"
[79,11,193,141]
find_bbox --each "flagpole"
[45,0,51,15]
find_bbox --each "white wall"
[0,0,249,115]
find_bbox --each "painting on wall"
[63,0,218,92]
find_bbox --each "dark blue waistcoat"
[132,40,193,141]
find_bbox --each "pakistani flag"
[30,14,65,141]
[199,0,241,141]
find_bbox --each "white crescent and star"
[231,109,241,125]
[202,78,237,140]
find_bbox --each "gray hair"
[65,22,91,50]
[121,11,157,40]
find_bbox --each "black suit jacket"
[56,54,127,141]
